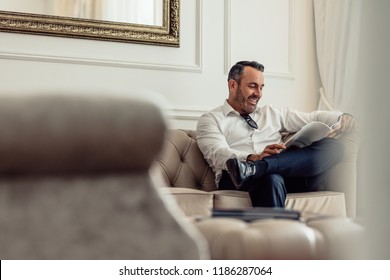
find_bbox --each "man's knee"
[263,173,283,184]
[316,137,344,152]
[315,138,345,163]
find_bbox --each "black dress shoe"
[226,158,257,188]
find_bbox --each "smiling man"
[196,61,356,207]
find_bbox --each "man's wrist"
[246,154,254,162]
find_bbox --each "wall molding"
[165,106,207,121]
[0,50,202,72]
[224,0,295,79]
[0,0,203,73]
[194,0,203,72]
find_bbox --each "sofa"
[153,128,365,259]
[154,128,360,219]
[0,94,208,260]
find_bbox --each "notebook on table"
[212,207,300,222]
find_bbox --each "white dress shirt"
[196,100,341,185]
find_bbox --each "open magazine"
[283,121,340,149]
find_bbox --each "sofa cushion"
[286,191,346,217]
[164,187,346,218]
[165,187,213,217]
[212,190,252,209]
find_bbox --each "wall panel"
[0,0,320,130]
[226,0,294,79]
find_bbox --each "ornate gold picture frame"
[0,0,180,47]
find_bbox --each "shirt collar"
[222,100,238,117]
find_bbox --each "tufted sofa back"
[155,129,217,192]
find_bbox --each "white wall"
[0,0,321,130]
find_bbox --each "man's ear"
[228,79,237,90]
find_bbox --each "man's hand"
[247,143,286,161]
[338,114,356,134]
[329,113,357,137]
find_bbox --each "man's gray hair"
[228,61,264,84]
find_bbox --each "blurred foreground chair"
[0,94,208,259]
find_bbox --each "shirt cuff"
[236,152,249,162]
[338,112,353,121]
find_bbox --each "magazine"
[283,121,340,149]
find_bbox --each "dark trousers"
[218,138,344,207]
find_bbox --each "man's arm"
[196,113,248,171]
[282,107,356,138]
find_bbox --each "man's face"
[228,66,264,114]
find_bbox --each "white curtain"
[314,0,362,114]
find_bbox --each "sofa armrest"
[326,128,360,218]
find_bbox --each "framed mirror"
[0,0,180,47]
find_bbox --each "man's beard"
[234,87,257,114]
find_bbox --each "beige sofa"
[154,128,364,259]
[155,128,360,219]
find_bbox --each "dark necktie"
[240,114,258,129]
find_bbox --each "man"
[196,61,356,207]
